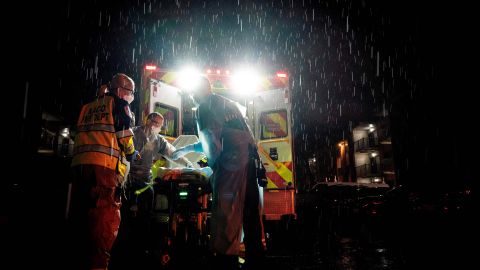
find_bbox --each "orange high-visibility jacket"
[71,94,135,177]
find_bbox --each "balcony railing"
[355,157,382,178]
[376,128,391,143]
[354,137,379,152]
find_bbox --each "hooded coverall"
[195,94,264,266]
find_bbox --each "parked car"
[439,188,473,215]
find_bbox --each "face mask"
[123,94,134,104]
[151,126,161,135]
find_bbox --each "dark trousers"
[110,179,155,269]
[119,180,154,257]
[243,159,266,269]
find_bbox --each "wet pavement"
[1,156,475,269]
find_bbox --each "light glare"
[178,66,201,92]
[231,68,260,96]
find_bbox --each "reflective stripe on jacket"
[72,95,135,176]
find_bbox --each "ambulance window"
[260,109,288,139]
[154,103,178,137]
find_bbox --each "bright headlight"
[178,66,201,92]
[231,68,261,96]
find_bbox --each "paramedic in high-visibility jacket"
[70,73,138,270]
[172,76,265,270]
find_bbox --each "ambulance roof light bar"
[145,65,157,71]
[206,68,230,75]
[276,71,287,78]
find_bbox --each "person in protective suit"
[70,73,138,270]
[172,76,265,270]
[117,112,192,266]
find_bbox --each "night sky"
[15,0,476,193]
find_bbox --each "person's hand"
[199,167,213,177]
[127,150,140,162]
[257,164,268,187]
[134,150,141,161]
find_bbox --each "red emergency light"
[206,68,231,76]
[276,72,287,78]
[145,65,157,71]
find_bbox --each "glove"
[199,167,213,178]
[127,150,140,162]
[257,164,268,188]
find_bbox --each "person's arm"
[191,97,224,164]
[112,96,136,159]
[171,142,203,160]
[157,136,197,167]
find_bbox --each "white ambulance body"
[140,66,296,221]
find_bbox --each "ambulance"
[139,64,296,221]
